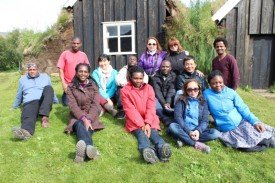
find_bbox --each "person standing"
[165,37,189,75]
[57,37,89,106]
[138,36,167,84]
[212,37,240,90]
[12,63,58,140]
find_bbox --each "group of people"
[12,36,275,164]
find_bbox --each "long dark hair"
[178,79,205,105]
[72,63,94,88]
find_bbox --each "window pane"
[107,26,118,36]
[120,25,131,36]
[121,37,132,52]
[108,38,118,52]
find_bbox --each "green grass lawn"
[0,72,274,183]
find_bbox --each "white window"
[102,21,136,55]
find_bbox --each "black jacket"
[175,71,208,91]
[166,51,187,75]
[152,70,176,106]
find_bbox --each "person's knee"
[168,123,178,133]
[43,85,54,96]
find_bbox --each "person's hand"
[196,70,204,77]
[106,98,113,106]
[164,103,171,109]
[62,83,68,93]
[83,118,93,131]
[142,124,151,138]
[254,123,265,133]
[190,130,200,141]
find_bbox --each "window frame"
[102,21,136,55]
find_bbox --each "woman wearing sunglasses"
[138,36,167,83]
[168,79,220,153]
[165,37,189,75]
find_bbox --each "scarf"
[98,65,113,91]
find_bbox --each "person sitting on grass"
[115,55,149,119]
[92,54,118,117]
[152,60,176,126]
[12,63,58,140]
[203,70,275,152]
[120,66,172,164]
[65,63,104,163]
[168,79,220,153]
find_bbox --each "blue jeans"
[73,120,94,145]
[61,92,68,106]
[132,129,165,153]
[155,99,173,126]
[168,123,220,146]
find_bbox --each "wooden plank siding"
[249,0,261,34]
[261,0,274,34]
[224,0,275,88]
[73,1,83,43]
[73,0,166,71]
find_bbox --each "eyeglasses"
[148,43,156,46]
[27,63,37,69]
[169,44,178,47]
[186,87,199,93]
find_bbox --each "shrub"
[164,0,224,74]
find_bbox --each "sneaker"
[86,145,100,160]
[74,140,86,163]
[12,127,32,140]
[176,140,184,148]
[194,141,211,153]
[142,147,159,164]
[115,110,125,119]
[158,143,172,162]
[41,116,49,128]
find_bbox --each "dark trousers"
[73,120,94,145]
[132,129,165,153]
[116,86,123,110]
[61,92,68,106]
[21,85,54,135]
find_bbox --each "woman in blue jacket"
[203,70,275,151]
[168,79,220,153]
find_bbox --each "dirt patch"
[253,89,275,102]
[23,22,74,75]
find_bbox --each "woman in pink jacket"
[120,66,172,164]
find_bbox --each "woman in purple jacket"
[138,36,167,83]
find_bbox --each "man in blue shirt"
[12,63,58,140]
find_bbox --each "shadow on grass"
[54,104,69,125]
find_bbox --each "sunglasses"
[148,43,156,46]
[186,87,199,93]
[169,44,178,47]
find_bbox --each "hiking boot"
[194,141,211,153]
[12,127,32,140]
[74,140,86,163]
[86,145,100,160]
[158,143,172,162]
[41,116,49,128]
[104,103,118,117]
[142,147,159,164]
[115,110,125,119]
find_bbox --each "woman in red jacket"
[65,63,104,163]
[120,66,172,164]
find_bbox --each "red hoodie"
[120,82,160,132]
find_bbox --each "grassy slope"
[0,72,274,183]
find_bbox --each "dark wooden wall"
[224,0,275,88]
[73,0,166,71]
